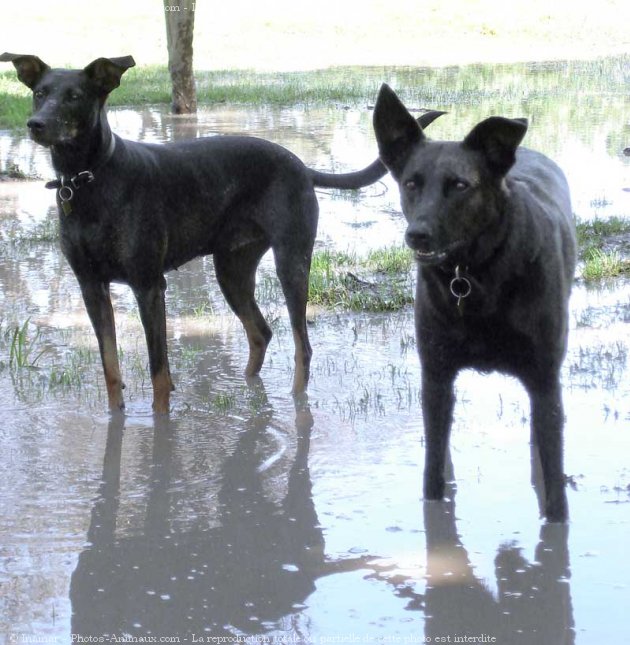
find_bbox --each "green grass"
[0,318,97,394]
[6,319,46,370]
[582,249,630,281]
[364,245,414,274]
[47,346,96,389]
[576,216,630,281]
[308,246,415,311]
[204,385,268,415]
[0,73,31,129]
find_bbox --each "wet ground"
[0,62,629,645]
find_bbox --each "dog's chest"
[423,307,535,376]
[418,269,536,373]
[460,323,516,368]
[59,212,123,279]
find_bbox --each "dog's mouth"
[28,120,80,148]
[29,132,53,148]
[411,241,464,266]
[413,249,448,265]
[30,131,78,148]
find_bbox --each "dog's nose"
[405,225,432,251]
[27,117,46,133]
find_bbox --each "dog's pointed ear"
[83,56,136,96]
[0,53,50,89]
[373,83,427,178]
[463,117,528,175]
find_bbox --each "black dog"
[373,84,576,522]
[1,53,441,414]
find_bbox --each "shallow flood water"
[0,60,629,644]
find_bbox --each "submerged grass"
[576,216,630,253]
[2,218,59,246]
[7,319,45,369]
[0,315,102,400]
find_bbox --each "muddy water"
[0,64,629,645]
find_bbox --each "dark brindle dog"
[373,84,576,522]
[1,53,442,414]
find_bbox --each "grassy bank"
[1,54,628,130]
[308,246,415,311]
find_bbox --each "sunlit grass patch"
[576,216,630,281]
[211,391,238,414]
[582,248,630,281]
[48,346,96,390]
[364,245,414,274]
[308,245,414,311]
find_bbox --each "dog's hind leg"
[78,280,125,412]
[214,242,273,380]
[421,366,457,501]
[133,279,174,415]
[272,243,314,394]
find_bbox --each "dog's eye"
[453,179,469,192]
[404,178,421,192]
[33,89,46,100]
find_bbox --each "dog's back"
[509,148,576,286]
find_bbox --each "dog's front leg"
[78,280,125,412]
[133,280,174,415]
[421,366,457,501]
[529,379,568,522]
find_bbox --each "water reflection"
[423,476,574,644]
[70,392,374,638]
[70,396,576,642]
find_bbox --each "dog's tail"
[310,158,388,189]
[310,109,445,190]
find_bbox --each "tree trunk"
[163,0,197,114]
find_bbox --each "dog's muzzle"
[27,116,51,145]
[27,116,77,147]
[406,229,463,266]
